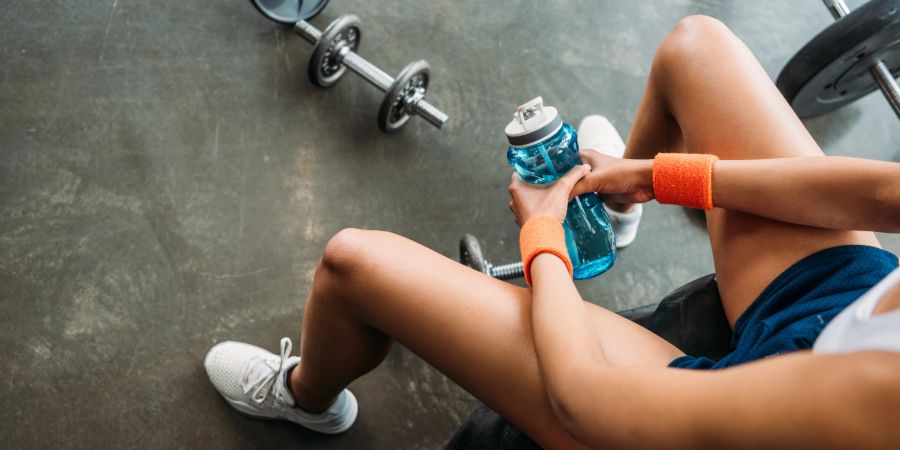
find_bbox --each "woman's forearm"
[530,254,606,419]
[712,156,900,232]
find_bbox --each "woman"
[203,16,900,448]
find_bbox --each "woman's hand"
[571,150,655,204]
[508,164,591,226]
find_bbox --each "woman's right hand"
[570,149,655,204]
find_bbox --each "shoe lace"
[241,337,293,406]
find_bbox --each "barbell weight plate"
[249,0,330,25]
[308,15,362,88]
[776,0,900,118]
[378,60,430,132]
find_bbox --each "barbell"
[777,0,900,119]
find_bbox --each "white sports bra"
[814,267,900,354]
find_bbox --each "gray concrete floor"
[2,0,898,448]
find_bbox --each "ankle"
[288,366,337,414]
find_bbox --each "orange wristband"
[652,153,718,210]
[519,214,573,286]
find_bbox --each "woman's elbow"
[544,367,609,446]
[548,394,600,447]
[547,389,581,434]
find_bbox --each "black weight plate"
[776,0,900,118]
[308,15,361,88]
[459,234,488,274]
[249,0,330,24]
[378,60,430,132]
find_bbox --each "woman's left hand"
[508,164,591,226]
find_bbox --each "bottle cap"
[504,97,563,147]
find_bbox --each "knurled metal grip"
[294,20,322,43]
[410,95,450,129]
[251,0,449,132]
[459,234,526,281]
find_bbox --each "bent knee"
[320,228,375,274]
[320,228,404,276]
[668,15,731,47]
[655,15,733,67]
[672,15,728,36]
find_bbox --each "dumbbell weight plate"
[776,0,900,118]
[249,0,330,24]
[459,234,488,274]
[378,60,430,132]
[308,15,362,87]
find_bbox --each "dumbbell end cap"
[417,101,449,129]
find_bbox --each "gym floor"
[2,0,898,448]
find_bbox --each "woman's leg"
[290,229,683,448]
[619,16,880,324]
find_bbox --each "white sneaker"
[204,337,358,434]
[603,203,642,248]
[577,115,643,248]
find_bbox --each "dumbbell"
[777,0,900,119]
[249,0,449,132]
[459,234,525,281]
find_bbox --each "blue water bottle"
[505,97,616,279]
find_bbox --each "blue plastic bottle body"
[507,122,616,279]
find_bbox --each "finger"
[508,173,523,194]
[580,149,602,165]
[571,164,605,197]
[570,177,594,198]
[556,164,591,192]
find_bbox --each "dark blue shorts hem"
[669,245,898,370]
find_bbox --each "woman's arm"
[573,153,900,233]
[507,166,618,424]
[527,242,900,448]
[509,159,900,448]
[562,349,900,448]
[529,254,607,422]
[714,157,900,232]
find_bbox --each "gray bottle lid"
[504,97,564,147]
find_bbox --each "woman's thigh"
[649,16,880,324]
[329,229,683,447]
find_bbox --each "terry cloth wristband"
[519,214,573,286]
[652,153,718,210]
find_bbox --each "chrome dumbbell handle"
[293,20,449,128]
[341,50,393,91]
[823,0,900,119]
